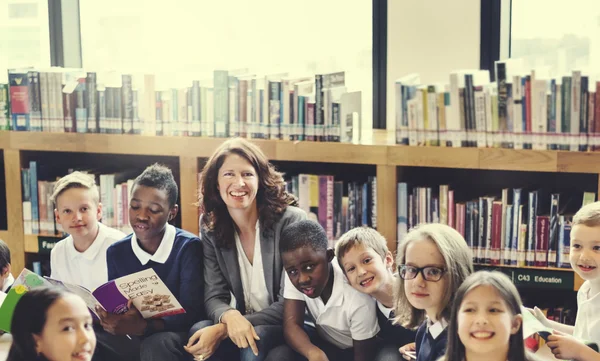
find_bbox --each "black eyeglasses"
[398,265,446,282]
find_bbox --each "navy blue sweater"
[106,228,204,332]
[415,321,448,361]
[376,307,416,348]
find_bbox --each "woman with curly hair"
[185,138,306,361]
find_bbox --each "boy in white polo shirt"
[266,220,379,361]
[50,171,126,292]
[532,201,600,361]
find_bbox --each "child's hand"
[546,330,587,360]
[524,306,551,328]
[96,299,146,336]
[399,342,416,360]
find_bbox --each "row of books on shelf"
[284,174,377,246]
[20,161,134,236]
[395,64,600,151]
[397,182,595,269]
[1,68,362,142]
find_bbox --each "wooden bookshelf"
[1,130,598,292]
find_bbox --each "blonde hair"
[394,223,473,328]
[573,201,600,227]
[50,171,100,206]
[335,226,389,272]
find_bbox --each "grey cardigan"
[201,206,306,326]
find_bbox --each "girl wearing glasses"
[394,223,473,361]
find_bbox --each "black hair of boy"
[0,239,10,271]
[134,163,178,208]
[280,220,328,254]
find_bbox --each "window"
[510,0,600,76]
[79,0,373,130]
[0,0,50,81]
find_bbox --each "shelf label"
[475,266,574,290]
[38,236,59,254]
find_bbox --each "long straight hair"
[443,271,527,361]
[394,223,473,328]
[7,288,69,361]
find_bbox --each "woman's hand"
[221,310,260,356]
[96,299,147,336]
[184,324,228,360]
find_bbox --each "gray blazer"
[201,206,306,326]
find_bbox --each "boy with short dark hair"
[97,164,205,361]
[266,220,379,361]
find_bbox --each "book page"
[92,268,185,319]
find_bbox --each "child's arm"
[529,307,574,335]
[348,294,381,361]
[546,331,600,361]
[352,337,378,361]
[283,299,327,361]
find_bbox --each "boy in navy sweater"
[96,164,204,361]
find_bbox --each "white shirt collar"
[2,273,14,293]
[427,317,448,339]
[325,261,346,307]
[377,300,394,319]
[130,224,176,265]
[67,223,107,261]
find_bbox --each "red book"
[491,202,503,265]
[535,216,550,267]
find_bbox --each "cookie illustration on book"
[141,293,174,312]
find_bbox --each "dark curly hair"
[199,137,297,248]
[134,163,178,208]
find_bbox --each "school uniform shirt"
[376,300,416,347]
[106,224,204,332]
[1,273,13,293]
[574,280,600,346]
[50,223,126,291]
[284,260,380,349]
[415,318,448,361]
[233,221,270,313]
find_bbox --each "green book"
[0,269,49,332]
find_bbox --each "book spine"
[535,216,550,267]
[86,72,98,133]
[122,75,133,134]
[9,72,30,131]
[547,194,560,267]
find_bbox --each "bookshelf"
[0,129,595,292]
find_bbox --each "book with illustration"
[521,306,598,360]
[0,268,184,332]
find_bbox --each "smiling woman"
[187,138,306,361]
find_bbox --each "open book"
[0,268,185,332]
[522,306,598,360]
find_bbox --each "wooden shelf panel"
[275,141,387,165]
[478,148,558,172]
[387,146,479,169]
[2,131,600,173]
[0,231,7,242]
[24,234,39,253]
[475,263,573,272]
